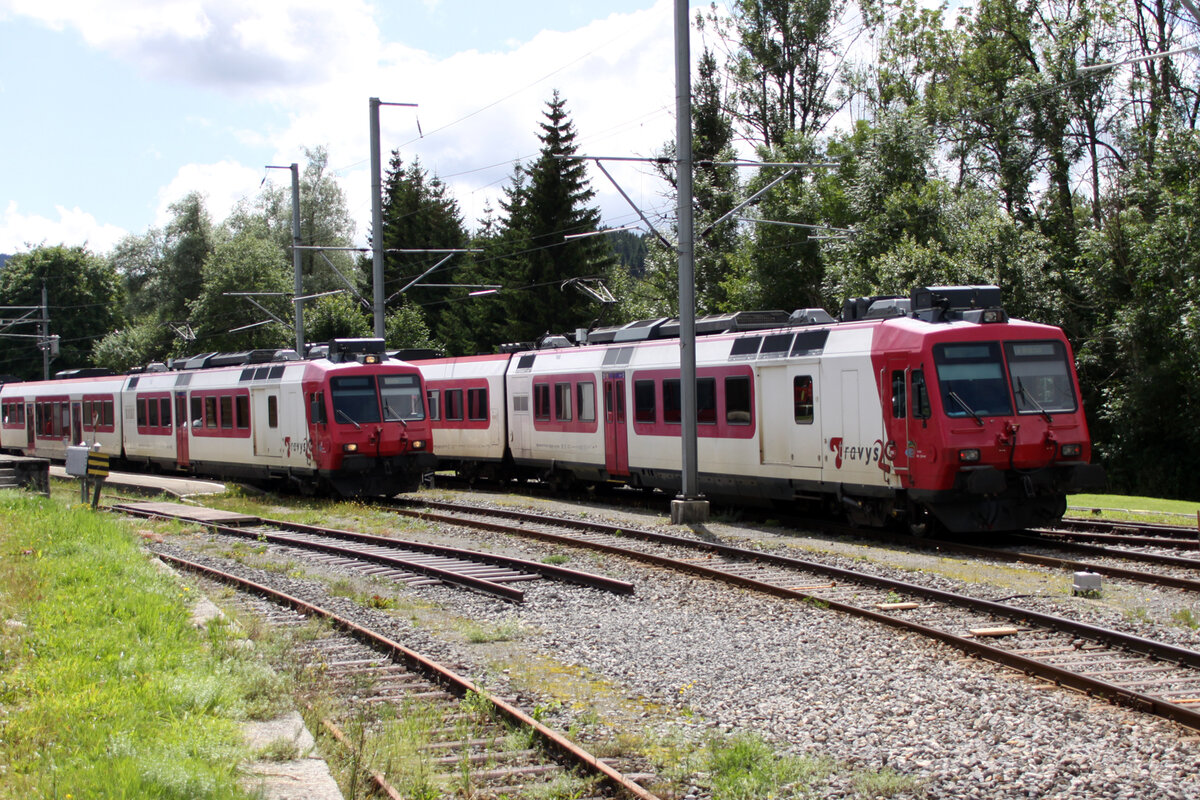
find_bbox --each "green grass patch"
[1069,493,1200,525]
[0,492,279,798]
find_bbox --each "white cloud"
[0,201,128,255]
[153,161,266,228]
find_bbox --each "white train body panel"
[0,375,127,460]
[421,355,509,464]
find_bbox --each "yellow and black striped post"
[86,452,109,507]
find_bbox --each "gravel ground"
[155,493,1200,800]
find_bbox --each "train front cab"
[304,353,435,496]
[875,316,1105,534]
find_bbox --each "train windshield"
[1005,340,1078,414]
[932,342,1014,418]
[379,374,426,422]
[330,376,382,424]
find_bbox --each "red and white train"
[415,286,1105,533]
[0,339,435,497]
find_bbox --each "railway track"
[111,500,632,603]
[159,551,661,800]
[389,496,1200,733]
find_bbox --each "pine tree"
[495,92,617,343]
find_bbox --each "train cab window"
[634,380,656,424]
[698,378,717,424]
[554,383,572,422]
[911,370,931,420]
[933,342,1013,417]
[205,397,218,428]
[891,371,906,418]
[725,376,752,425]
[445,389,464,421]
[236,395,250,429]
[309,392,328,424]
[267,396,279,429]
[533,384,551,421]
[577,382,596,423]
[794,376,814,424]
[426,390,440,421]
[381,374,426,421]
[662,379,681,424]
[1005,340,1078,413]
[330,376,381,424]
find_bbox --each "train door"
[70,402,82,445]
[252,388,283,457]
[759,366,822,469]
[175,392,190,467]
[25,403,34,450]
[880,358,910,484]
[603,372,629,477]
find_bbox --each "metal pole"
[370,97,385,339]
[289,163,304,352]
[41,283,48,380]
[671,0,707,523]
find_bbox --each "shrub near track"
[0,492,273,799]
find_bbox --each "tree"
[494,92,618,342]
[0,245,125,379]
[305,293,371,344]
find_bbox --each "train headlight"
[958,448,981,463]
[342,443,359,453]
[1060,443,1082,459]
[410,439,426,450]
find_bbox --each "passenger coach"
[415,286,1105,534]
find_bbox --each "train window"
[517,354,536,370]
[577,382,596,423]
[445,389,464,421]
[795,376,814,424]
[730,337,761,358]
[662,379,681,424]
[533,384,551,421]
[268,396,279,428]
[219,396,233,429]
[149,398,160,428]
[162,398,173,429]
[330,376,381,424]
[911,370,931,420]
[725,376,752,425]
[513,394,529,413]
[933,343,1013,417]
[235,395,250,429]
[426,390,440,421]
[759,333,793,358]
[698,378,716,424]
[792,329,830,357]
[601,346,634,367]
[104,400,113,427]
[205,397,218,428]
[191,396,202,427]
[136,398,147,427]
[555,383,572,422]
[467,388,487,421]
[1004,340,1078,413]
[891,371,906,418]
[634,380,656,424]
[381,374,426,421]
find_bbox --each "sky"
[0,0,711,256]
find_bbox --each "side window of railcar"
[161,398,173,429]
[634,380,656,424]
[890,371,906,419]
[426,389,440,421]
[309,392,328,424]
[268,396,279,429]
[533,384,551,421]
[911,370,931,420]
[662,379,681,424]
[205,397,218,429]
[191,396,203,427]
[725,376,752,425]
[577,382,596,423]
[554,383,572,422]
[445,389,464,421]
[794,376,814,424]
[698,378,716,424]
[236,396,250,429]
[467,388,487,421]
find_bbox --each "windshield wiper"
[383,401,408,427]
[949,391,985,426]
[1016,378,1053,423]
[335,409,362,430]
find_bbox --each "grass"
[0,491,284,799]
[1069,493,1200,524]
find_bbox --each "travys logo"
[828,436,884,469]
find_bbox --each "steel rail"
[390,499,1200,732]
[157,550,663,800]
